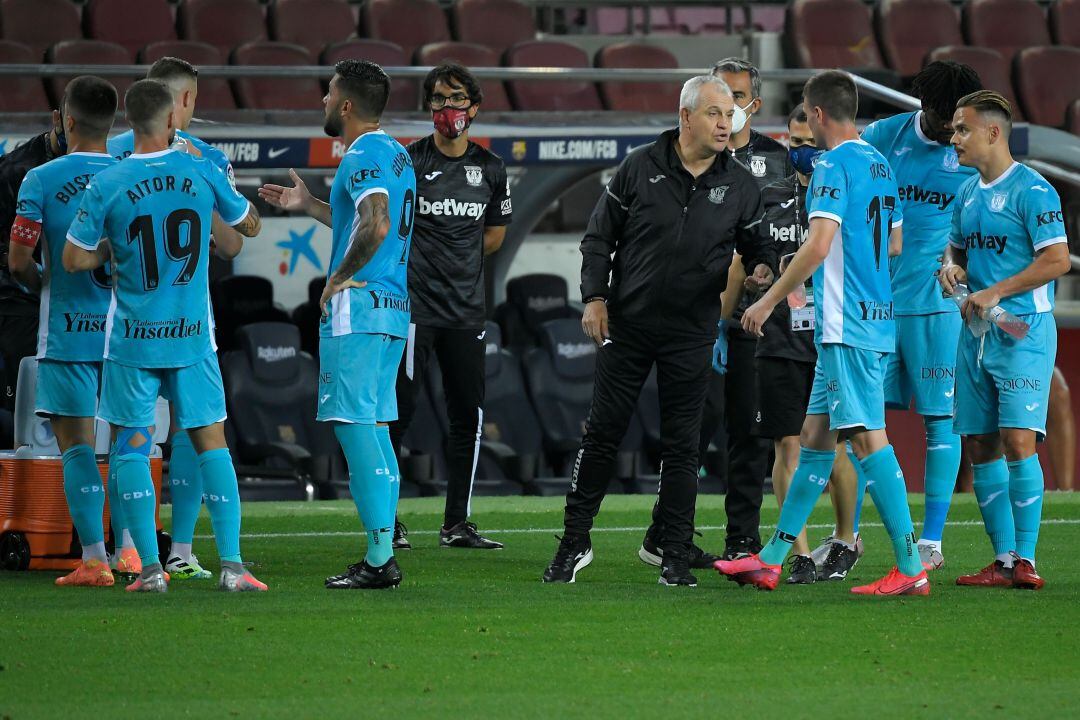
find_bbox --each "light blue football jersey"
[863,111,977,315]
[108,128,235,188]
[66,148,250,368]
[807,139,903,353]
[949,162,1068,316]
[18,152,117,361]
[322,130,416,339]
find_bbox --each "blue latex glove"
[712,320,729,375]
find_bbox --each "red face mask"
[433,107,471,139]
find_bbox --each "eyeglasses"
[430,92,471,109]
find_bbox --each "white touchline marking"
[194,518,1080,541]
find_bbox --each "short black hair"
[912,61,982,122]
[146,56,198,85]
[957,90,1013,133]
[788,104,808,126]
[124,79,174,135]
[63,75,117,139]
[803,70,858,122]
[422,62,483,110]
[333,59,390,120]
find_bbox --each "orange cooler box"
[0,456,164,571]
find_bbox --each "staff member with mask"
[542,75,776,588]
[388,62,512,551]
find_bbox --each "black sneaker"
[786,554,817,585]
[392,520,411,550]
[325,557,402,590]
[818,542,859,581]
[659,551,698,587]
[688,540,721,570]
[639,532,719,569]
[542,534,593,583]
[722,535,762,561]
[440,521,504,549]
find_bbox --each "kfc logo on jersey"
[464,165,483,187]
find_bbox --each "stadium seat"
[522,318,595,474]
[962,0,1051,67]
[364,0,449,62]
[178,0,267,57]
[453,0,536,54]
[493,273,582,351]
[270,0,357,57]
[0,41,49,111]
[321,40,418,112]
[672,7,730,34]
[231,41,320,110]
[926,46,1024,119]
[84,0,176,57]
[290,277,324,359]
[504,41,603,111]
[1051,0,1080,45]
[140,40,236,110]
[45,40,133,109]
[874,0,963,78]
[210,275,292,351]
[787,0,884,69]
[415,41,511,112]
[1015,46,1080,128]
[221,322,332,500]
[0,0,83,61]
[595,42,681,112]
[400,371,447,493]
[593,8,676,34]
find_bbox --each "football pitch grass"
[2,492,1079,719]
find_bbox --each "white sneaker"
[165,553,212,580]
[918,543,944,571]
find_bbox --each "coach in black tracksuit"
[389,63,511,550]
[542,75,776,586]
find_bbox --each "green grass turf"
[2,492,1080,719]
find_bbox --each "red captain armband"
[10,215,42,248]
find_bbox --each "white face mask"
[730,99,755,134]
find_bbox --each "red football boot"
[955,560,1013,587]
[1011,559,1044,590]
[713,554,781,591]
[851,566,930,596]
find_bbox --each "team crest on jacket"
[749,155,767,177]
[709,185,729,204]
[990,192,1008,212]
[465,165,483,187]
[942,149,959,172]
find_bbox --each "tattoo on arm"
[331,193,390,283]
[235,202,261,237]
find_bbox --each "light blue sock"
[760,447,836,565]
[335,424,394,567]
[861,445,921,576]
[921,417,961,543]
[61,444,105,547]
[198,448,242,563]
[376,425,401,520]
[1007,454,1045,561]
[106,444,127,551]
[972,458,1015,556]
[114,454,159,566]
[848,443,868,535]
[168,431,203,546]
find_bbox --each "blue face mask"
[789,144,822,176]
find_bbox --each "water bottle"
[946,284,1029,340]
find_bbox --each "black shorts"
[753,357,815,440]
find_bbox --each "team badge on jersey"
[709,185,729,205]
[465,165,483,187]
[991,192,1008,212]
[942,149,959,172]
[749,155,767,177]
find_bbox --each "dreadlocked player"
[851,61,983,571]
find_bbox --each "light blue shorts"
[807,343,889,431]
[953,312,1055,439]
[98,354,226,429]
[35,359,101,418]
[318,332,405,424]
[885,311,961,417]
